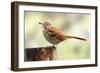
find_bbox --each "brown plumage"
[39,22,86,45]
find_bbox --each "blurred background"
[24,11,90,60]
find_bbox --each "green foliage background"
[25,11,90,60]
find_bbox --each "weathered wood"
[24,46,56,61]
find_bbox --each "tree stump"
[24,46,56,61]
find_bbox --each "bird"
[39,21,87,46]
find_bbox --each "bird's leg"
[52,45,55,48]
[52,45,57,60]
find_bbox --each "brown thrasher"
[39,22,86,45]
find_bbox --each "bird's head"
[39,22,51,29]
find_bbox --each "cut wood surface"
[24,46,56,61]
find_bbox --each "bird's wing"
[47,27,66,39]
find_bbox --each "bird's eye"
[45,26,49,29]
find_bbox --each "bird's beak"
[39,22,43,25]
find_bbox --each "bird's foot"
[52,45,56,49]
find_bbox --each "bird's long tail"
[66,35,87,41]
